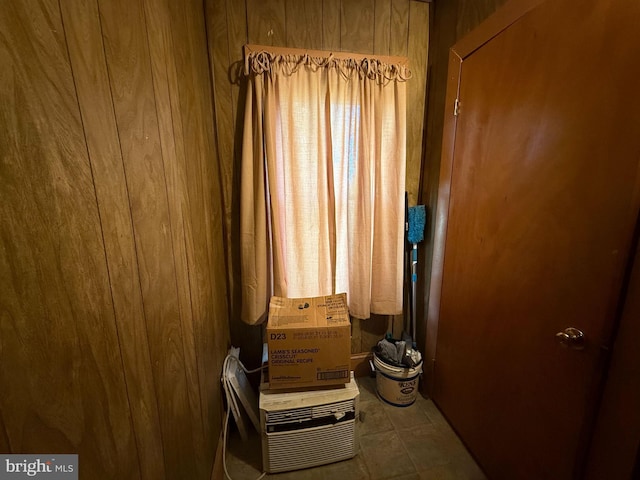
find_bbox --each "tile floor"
[223,376,487,479]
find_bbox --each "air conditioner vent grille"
[264,421,356,473]
[266,399,356,425]
[265,406,312,424]
[312,399,354,418]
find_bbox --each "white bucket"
[373,353,422,407]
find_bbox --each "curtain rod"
[243,44,410,67]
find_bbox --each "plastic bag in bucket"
[373,352,422,407]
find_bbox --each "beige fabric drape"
[241,51,408,324]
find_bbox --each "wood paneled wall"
[0,0,229,478]
[206,0,430,358]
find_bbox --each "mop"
[375,201,425,370]
[379,201,425,366]
[407,204,426,348]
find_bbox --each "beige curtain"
[241,49,409,325]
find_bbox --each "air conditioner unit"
[259,372,360,473]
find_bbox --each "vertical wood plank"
[226,0,248,252]
[173,0,230,467]
[406,0,429,207]
[207,0,235,271]
[392,314,405,339]
[341,0,375,53]
[209,0,264,368]
[456,0,507,39]
[206,0,242,346]
[225,0,248,332]
[247,0,287,46]
[286,0,324,49]
[323,0,342,51]
[360,315,390,352]
[97,0,198,476]
[0,0,138,477]
[374,0,391,55]
[226,0,248,267]
[0,413,9,452]
[227,0,248,130]
[351,318,363,353]
[163,0,228,473]
[60,0,164,477]
[390,0,410,56]
[141,1,209,477]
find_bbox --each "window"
[240,48,409,324]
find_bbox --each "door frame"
[425,0,544,393]
[425,0,640,476]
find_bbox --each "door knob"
[555,327,585,350]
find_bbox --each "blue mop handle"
[411,243,418,348]
[411,244,418,283]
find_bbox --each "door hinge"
[454,98,461,116]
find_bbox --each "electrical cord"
[221,353,266,480]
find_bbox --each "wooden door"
[429,0,640,478]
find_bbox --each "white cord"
[221,353,266,480]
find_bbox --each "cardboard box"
[267,294,351,389]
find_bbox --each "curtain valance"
[244,44,411,84]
